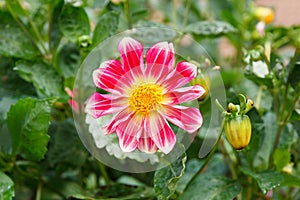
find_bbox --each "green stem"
[124,0,132,29]
[172,0,178,30]
[35,181,43,200]
[255,86,264,110]
[183,117,225,192]
[5,1,42,55]
[98,162,111,185]
[181,0,192,30]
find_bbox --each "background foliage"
[0,0,299,199]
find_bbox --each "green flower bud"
[190,74,210,101]
[224,115,252,150]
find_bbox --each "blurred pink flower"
[65,87,79,113]
[86,37,205,154]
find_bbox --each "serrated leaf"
[6,97,53,161]
[0,11,39,59]
[179,173,241,200]
[59,4,90,43]
[0,171,14,200]
[154,152,187,200]
[240,168,283,194]
[55,43,80,78]
[93,11,119,45]
[184,21,236,36]
[15,60,64,98]
[273,147,291,171]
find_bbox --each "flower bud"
[254,7,274,24]
[190,74,210,101]
[224,115,252,150]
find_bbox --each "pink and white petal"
[164,85,206,104]
[163,61,198,91]
[116,127,139,152]
[93,59,125,94]
[146,112,176,154]
[145,42,174,83]
[118,37,144,72]
[163,105,203,134]
[85,92,127,118]
[102,107,133,135]
[116,112,144,152]
[138,130,158,153]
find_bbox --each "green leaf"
[179,174,241,200]
[240,168,283,194]
[14,60,64,98]
[93,11,119,45]
[154,152,187,200]
[0,11,39,59]
[273,147,291,171]
[55,43,80,78]
[59,4,90,43]
[288,62,300,89]
[281,173,300,187]
[253,112,277,170]
[0,171,14,200]
[184,21,237,37]
[47,120,88,172]
[6,97,53,161]
[49,0,64,51]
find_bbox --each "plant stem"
[181,0,192,30]
[35,181,43,200]
[183,117,225,191]
[124,0,132,29]
[255,86,264,110]
[5,1,42,55]
[172,0,178,30]
[98,162,111,185]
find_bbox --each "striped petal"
[118,37,144,71]
[164,105,203,134]
[163,61,197,91]
[146,111,176,154]
[145,42,174,83]
[85,92,127,118]
[164,85,205,104]
[102,107,132,135]
[116,112,144,152]
[93,59,125,94]
[138,130,158,153]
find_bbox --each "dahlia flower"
[86,37,205,154]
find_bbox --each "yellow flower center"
[129,83,163,114]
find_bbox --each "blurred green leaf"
[0,11,39,59]
[55,42,80,78]
[0,171,14,200]
[253,112,276,170]
[49,0,64,51]
[93,11,119,45]
[288,62,300,89]
[15,60,64,98]
[154,152,187,200]
[184,21,236,37]
[281,173,300,187]
[6,97,53,161]
[47,120,88,172]
[240,168,283,194]
[179,173,241,200]
[58,4,90,43]
[273,147,291,171]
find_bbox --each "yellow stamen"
[129,83,163,114]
